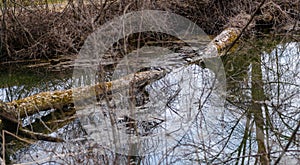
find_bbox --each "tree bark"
[0,70,166,119]
[0,12,253,139]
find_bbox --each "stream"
[0,38,299,164]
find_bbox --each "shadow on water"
[1,37,299,164]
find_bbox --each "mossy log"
[0,26,246,122]
[0,70,166,120]
[0,13,252,138]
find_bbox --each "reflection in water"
[261,42,300,163]
[4,41,300,164]
[76,63,224,157]
[223,41,300,164]
[0,67,73,102]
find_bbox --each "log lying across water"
[0,70,166,119]
[0,13,252,136]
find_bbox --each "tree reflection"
[0,67,73,102]
[223,39,299,164]
[8,38,300,164]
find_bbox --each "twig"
[274,120,300,164]
[18,127,64,142]
[223,0,267,56]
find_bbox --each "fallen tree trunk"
[0,12,253,139]
[0,70,166,119]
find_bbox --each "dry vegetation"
[0,0,298,60]
[0,1,299,164]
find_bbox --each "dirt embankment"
[0,0,299,61]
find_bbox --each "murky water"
[1,39,299,164]
[0,66,72,102]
